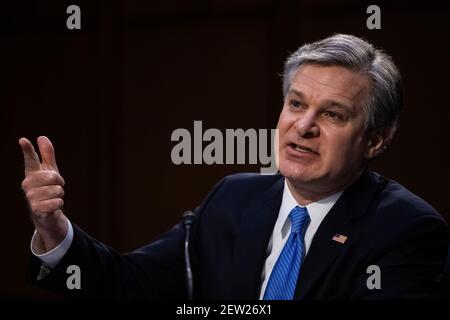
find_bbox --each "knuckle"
[46,171,58,183]
[49,171,64,185]
[56,198,64,209]
[55,185,65,197]
[25,189,35,200]
[21,178,30,191]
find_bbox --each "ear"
[364,128,390,160]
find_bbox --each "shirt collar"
[277,179,344,237]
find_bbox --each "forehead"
[289,64,371,108]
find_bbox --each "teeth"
[294,145,312,153]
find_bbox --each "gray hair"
[283,34,403,143]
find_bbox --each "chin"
[278,160,317,184]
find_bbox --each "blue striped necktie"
[263,206,310,300]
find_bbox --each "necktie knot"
[289,206,310,235]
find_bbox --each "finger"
[31,198,64,217]
[22,171,65,190]
[37,136,59,172]
[19,137,42,175]
[25,185,64,202]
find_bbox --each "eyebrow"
[287,89,355,114]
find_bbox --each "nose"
[294,111,319,138]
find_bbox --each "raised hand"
[19,136,68,252]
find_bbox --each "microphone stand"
[182,209,197,300]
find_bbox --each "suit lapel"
[295,168,383,299]
[230,176,284,299]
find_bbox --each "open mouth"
[288,143,318,154]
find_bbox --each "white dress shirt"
[32,179,343,296]
[31,217,74,268]
[258,180,343,299]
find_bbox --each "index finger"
[37,136,59,172]
[19,137,42,175]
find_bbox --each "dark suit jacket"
[28,169,450,299]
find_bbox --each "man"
[20,34,449,299]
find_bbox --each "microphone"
[182,208,198,300]
[183,210,197,231]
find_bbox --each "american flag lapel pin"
[332,233,348,244]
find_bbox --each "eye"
[324,111,344,120]
[289,100,303,109]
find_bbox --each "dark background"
[2,0,449,298]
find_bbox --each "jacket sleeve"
[26,176,227,299]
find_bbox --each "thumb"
[37,136,59,172]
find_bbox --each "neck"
[286,167,366,206]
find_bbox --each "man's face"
[277,64,372,195]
